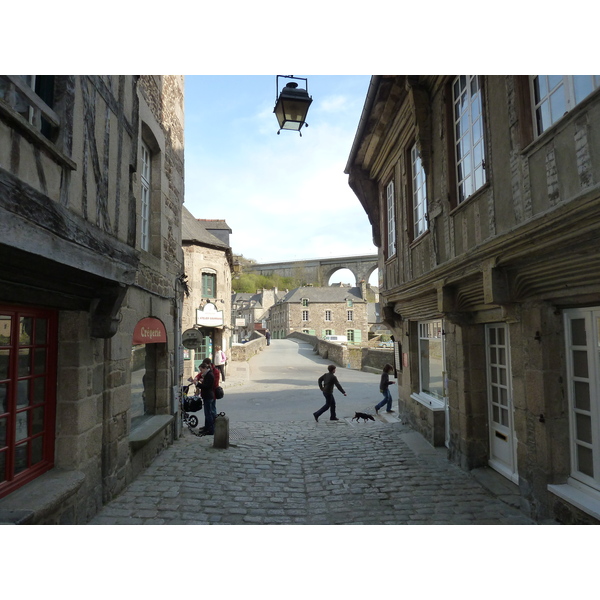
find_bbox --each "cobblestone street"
[89,418,534,525]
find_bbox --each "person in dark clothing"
[313,364,347,422]
[375,363,396,414]
[199,363,216,434]
[265,329,271,346]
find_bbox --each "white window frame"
[302,310,309,321]
[452,75,486,204]
[411,320,446,410]
[411,144,428,239]
[140,141,151,252]
[325,310,331,321]
[347,310,353,322]
[347,329,355,342]
[550,307,600,520]
[532,76,600,136]
[386,180,396,257]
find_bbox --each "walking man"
[314,364,347,422]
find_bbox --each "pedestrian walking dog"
[352,411,375,423]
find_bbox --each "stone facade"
[181,207,233,381]
[346,75,600,523]
[267,286,368,344]
[0,75,184,523]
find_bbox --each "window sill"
[410,392,446,411]
[0,469,85,524]
[548,479,600,521]
[129,414,174,451]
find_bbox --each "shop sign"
[133,317,167,344]
[196,303,224,327]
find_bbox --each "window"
[418,320,445,402]
[411,144,428,239]
[140,141,151,252]
[564,308,600,492]
[452,75,486,204]
[347,330,355,342]
[325,311,332,321]
[201,273,216,298]
[532,76,600,136]
[386,180,396,257]
[347,299,353,308]
[0,306,57,499]
[324,329,332,336]
[0,75,57,140]
[301,298,309,307]
[347,310,353,321]
[302,310,309,321]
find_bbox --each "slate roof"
[182,207,229,249]
[280,286,366,303]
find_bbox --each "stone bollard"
[213,412,229,449]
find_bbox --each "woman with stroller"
[199,362,217,435]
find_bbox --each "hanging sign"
[133,317,167,344]
[182,328,203,349]
[196,303,224,327]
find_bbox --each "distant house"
[267,286,368,344]
[231,288,281,342]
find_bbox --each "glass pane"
[497,327,505,346]
[574,381,591,412]
[14,443,28,474]
[576,413,593,444]
[491,386,498,403]
[549,88,566,124]
[548,75,564,91]
[35,318,47,345]
[573,76,593,104]
[571,318,587,346]
[0,315,11,345]
[489,328,496,345]
[33,377,45,404]
[34,348,46,374]
[0,349,9,379]
[537,102,550,133]
[17,380,29,407]
[491,367,498,384]
[573,350,589,378]
[32,406,44,435]
[499,368,507,386]
[16,411,28,441]
[0,450,5,482]
[498,347,506,366]
[31,436,43,466]
[499,387,508,406]
[490,347,497,364]
[0,383,6,414]
[18,348,30,376]
[19,317,33,345]
[0,417,6,447]
[500,407,509,427]
[577,444,594,478]
[493,405,499,424]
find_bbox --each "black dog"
[352,412,375,423]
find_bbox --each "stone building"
[0,75,184,523]
[345,75,600,523]
[181,207,233,380]
[267,286,368,343]
[231,288,281,341]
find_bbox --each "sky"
[183,75,377,283]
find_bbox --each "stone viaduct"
[245,254,379,286]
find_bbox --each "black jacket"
[318,372,345,395]
[200,369,215,400]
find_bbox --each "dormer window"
[301,298,309,307]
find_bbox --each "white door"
[485,324,518,483]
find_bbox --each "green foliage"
[232,272,303,293]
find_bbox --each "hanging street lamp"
[273,75,312,136]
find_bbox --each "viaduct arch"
[245,254,378,286]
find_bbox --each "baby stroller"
[181,383,203,429]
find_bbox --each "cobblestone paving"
[88,419,534,525]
